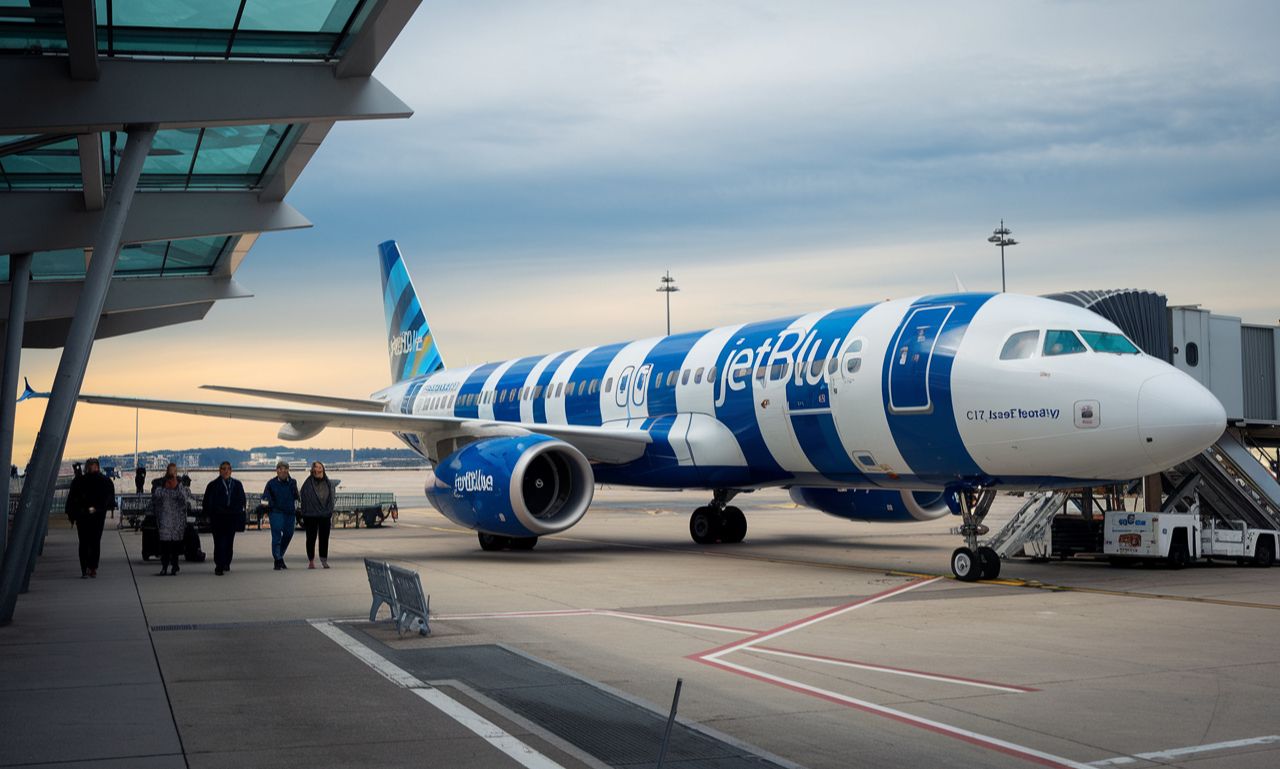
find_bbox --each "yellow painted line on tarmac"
[423,525,1280,611]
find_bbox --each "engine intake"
[426,435,594,538]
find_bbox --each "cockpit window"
[1000,330,1039,360]
[1043,329,1087,356]
[1079,330,1140,354]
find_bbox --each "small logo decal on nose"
[1075,400,1100,429]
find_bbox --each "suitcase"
[183,522,206,562]
[141,514,158,561]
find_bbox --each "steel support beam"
[259,121,333,202]
[0,58,412,134]
[0,252,32,560]
[0,125,155,624]
[62,0,99,81]
[335,0,423,79]
[0,192,310,255]
[1,276,252,323]
[76,133,104,210]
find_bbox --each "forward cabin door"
[887,305,954,414]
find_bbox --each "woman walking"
[151,463,191,576]
[300,461,336,569]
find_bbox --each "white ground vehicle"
[1103,511,1276,568]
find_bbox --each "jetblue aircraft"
[73,241,1225,580]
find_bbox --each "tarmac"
[3,488,1279,769]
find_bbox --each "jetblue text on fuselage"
[715,328,847,407]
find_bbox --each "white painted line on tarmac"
[1088,734,1280,766]
[746,646,1036,693]
[310,620,566,769]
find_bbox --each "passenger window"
[845,358,861,374]
[827,357,838,375]
[555,382,563,397]
[682,369,691,385]
[707,365,716,381]
[619,374,629,392]
[847,339,863,354]
[666,370,678,387]
[604,377,613,393]
[694,367,705,384]
[1000,330,1039,360]
[590,379,599,395]
[533,385,543,398]
[770,361,787,381]
[1043,329,1087,356]
[755,364,767,381]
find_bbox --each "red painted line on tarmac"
[691,577,938,660]
[696,656,1087,769]
[749,646,1039,693]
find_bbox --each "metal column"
[0,125,155,624]
[0,252,33,560]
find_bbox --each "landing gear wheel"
[510,536,538,551]
[478,533,510,551]
[1253,538,1274,568]
[721,507,747,544]
[951,547,980,582]
[976,546,1001,580]
[690,506,721,545]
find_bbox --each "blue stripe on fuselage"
[711,316,799,482]
[452,361,501,420]
[784,304,877,482]
[638,330,705,417]
[491,355,543,423]
[882,293,994,486]
[566,342,626,425]
[532,350,574,424]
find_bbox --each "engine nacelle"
[789,487,954,522]
[425,435,594,538]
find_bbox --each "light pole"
[987,219,1018,293]
[656,271,679,335]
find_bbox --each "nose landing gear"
[689,488,747,545]
[951,488,1000,581]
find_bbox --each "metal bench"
[363,558,429,637]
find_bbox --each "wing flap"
[200,384,386,412]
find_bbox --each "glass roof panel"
[31,248,88,281]
[0,1,67,53]
[0,237,234,282]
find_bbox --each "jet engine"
[789,487,955,522]
[425,435,594,538]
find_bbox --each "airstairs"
[1174,430,1280,531]
[984,491,1068,559]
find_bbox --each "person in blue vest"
[202,461,246,576]
[262,461,299,570]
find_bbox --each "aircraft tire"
[511,536,538,551]
[721,507,747,544]
[976,546,1001,580]
[478,533,510,551]
[690,507,720,545]
[951,547,980,582]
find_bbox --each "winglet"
[17,377,47,402]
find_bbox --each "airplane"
[59,240,1226,581]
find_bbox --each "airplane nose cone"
[1137,373,1226,468]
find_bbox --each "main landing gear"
[478,533,538,551]
[689,489,748,545]
[950,488,1000,582]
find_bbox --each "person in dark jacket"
[134,466,146,494]
[300,461,336,569]
[202,461,246,576]
[262,461,299,570]
[65,458,116,578]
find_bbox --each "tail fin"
[379,240,445,383]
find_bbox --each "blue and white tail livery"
[73,241,1226,578]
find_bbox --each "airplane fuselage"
[382,291,1224,494]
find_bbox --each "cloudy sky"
[13,0,1280,465]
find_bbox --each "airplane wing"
[72,393,651,464]
[200,384,387,412]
